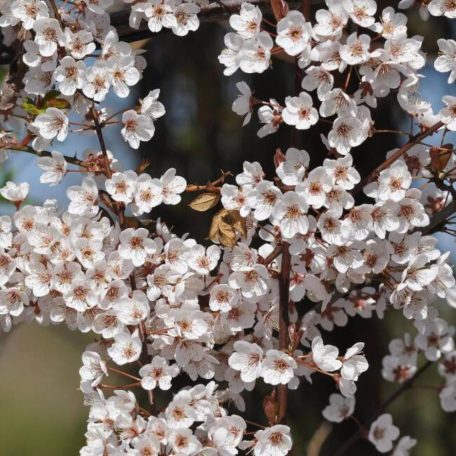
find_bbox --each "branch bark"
[91,104,113,178]
[110,0,320,43]
[6,145,87,167]
[277,240,291,424]
[354,121,444,194]
[421,198,456,235]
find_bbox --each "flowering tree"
[0,0,456,454]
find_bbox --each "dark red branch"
[277,241,291,423]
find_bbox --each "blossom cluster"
[0,1,455,455]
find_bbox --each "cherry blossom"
[105,171,138,204]
[229,340,264,383]
[311,336,343,372]
[368,414,400,453]
[33,18,64,57]
[251,425,292,456]
[276,11,312,57]
[232,81,253,126]
[0,2,455,454]
[282,92,319,130]
[118,228,157,267]
[36,151,67,186]
[229,2,262,39]
[0,181,29,203]
[139,356,179,391]
[260,349,297,385]
[121,110,155,149]
[323,393,355,423]
[440,95,456,130]
[53,57,86,96]
[107,329,142,365]
[33,107,69,141]
[67,177,99,216]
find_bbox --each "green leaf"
[22,98,44,116]
[43,90,70,110]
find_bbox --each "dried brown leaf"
[136,159,151,174]
[208,209,247,247]
[218,220,237,247]
[189,192,220,212]
[430,144,453,173]
[228,210,248,239]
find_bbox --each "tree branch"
[6,145,87,167]
[421,199,456,235]
[354,121,444,194]
[110,0,318,43]
[332,361,433,456]
[278,240,291,424]
[91,104,112,178]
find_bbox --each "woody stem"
[277,240,291,424]
[354,121,444,194]
[91,104,113,179]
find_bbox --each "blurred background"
[0,1,455,454]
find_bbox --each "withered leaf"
[208,209,247,247]
[430,144,453,173]
[136,159,151,174]
[189,192,220,212]
[228,209,248,239]
[218,221,236,247]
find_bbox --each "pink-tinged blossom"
[229,340,264,383]
[368,414,400,453]
[121,110,155,149]
[33,107,69,141]
[139,356,179,391]
[118,228,157,267]
[322,393,355,423]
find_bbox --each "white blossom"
[107,329,142,365]
[368,414,400,453]
[139,356,179,390]
[322,394,355,423]
[276,11,312,57]
[33,108,69,142]
[252,425,292,456]
[121,110,155,149]
[36,151,67,186]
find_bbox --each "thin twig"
[48,0,62,21]
[332,361,432,456]
[91,104,112,178]
[420,199,456,235]
[108,366,141,382]
[109,0,310,43]
[260,244,283,266]
[6,145,87,167]
[354,121,444,194]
